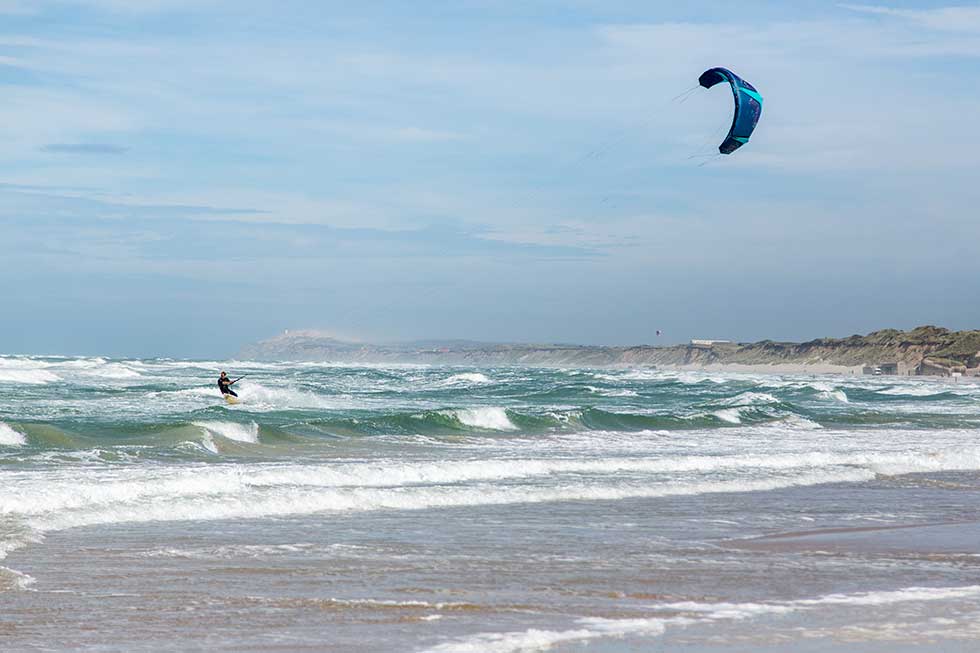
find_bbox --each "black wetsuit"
[218,377,238,397]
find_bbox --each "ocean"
[2,356,980,652]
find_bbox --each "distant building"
[914,359,964,377]
[862,362,904,375]
[690,339,731,348]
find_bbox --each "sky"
[1,1,979,357]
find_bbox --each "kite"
[698,67,763,154]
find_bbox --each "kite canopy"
[698,67,763,155]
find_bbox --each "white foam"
[9,438,980,535]
[4,356,144,382]
[776,414,824,430]
[451,408,517,431]
[712,408,744,424]
[424,621,665,653]
[233,382,341,410]
[0,369,61,384]
[423,627,597,653]
[675,372,728,385]
[0,423,26,447]
[438,373,492,386]
[0,357,54,370]
[201,435,220,454]
[54,357,108,369]
[654,584,980,620]
[1,466,874,535]
[177,437,219,455]
[877,386,945,397]
[78,362,142,379]
[4,386,980,553]
[818,389,849,403]
[718,392,779,407]
[169,386,222,399]
[191,421,259,444]
[141,542,318,559]
[613,369,663,382]
[237,454,862,488]
[423,617,669,653]
[793,585,980,607]
[422,583,980,652]
[313,598,470,609]
[220,450,952,488]
[0,566,35,591]
[805,381,837,392]
[586,386,639,397]
[0,524,44,562]
[211,447,980,493]
[655,599,795,620]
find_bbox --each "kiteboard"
[224,395,240,405]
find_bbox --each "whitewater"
[2,356,980,651]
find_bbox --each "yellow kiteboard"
[224,395,240,405]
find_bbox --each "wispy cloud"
[59,0,216,14]
[389,126,466,143]
[840,4,980,33]
[41,143,130,155]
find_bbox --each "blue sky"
[1,1,978,357]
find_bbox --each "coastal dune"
[240,325,980,377]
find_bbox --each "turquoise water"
[2,356,980,651]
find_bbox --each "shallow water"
[1,356,979,651]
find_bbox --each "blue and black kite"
[698,67,763,155]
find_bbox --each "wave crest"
[449,408,516,431]
[192,421,259,444]
[0,422,26,447]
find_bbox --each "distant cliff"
[238,326,980,373]
[709,326,980,373]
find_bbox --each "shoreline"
[664,362,864,375]
[663,362,980,383]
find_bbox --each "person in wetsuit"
[218,371,238,397]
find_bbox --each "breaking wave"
[0,466,876,535]
[436,372,492,386]
[450,407,516,431]
[0,422,26,447]
[191,421,259,446]
[818,388,849,402]
[6,443,980,537]
[0,369,61,384]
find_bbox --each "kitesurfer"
[218,371,241,398]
